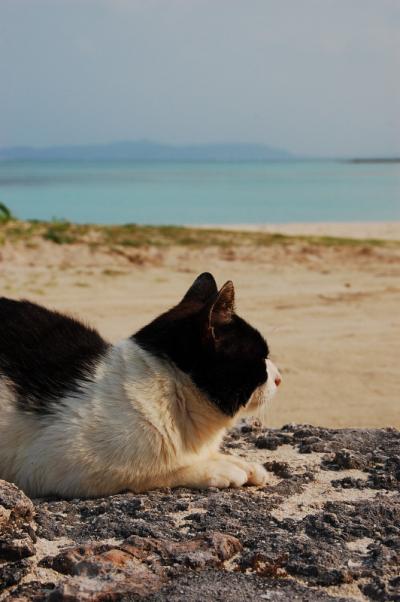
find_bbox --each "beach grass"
[0,216,398,249]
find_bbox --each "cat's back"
[0,298,110,413]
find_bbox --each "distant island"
[347,158,400,164]
[0,140,294,162]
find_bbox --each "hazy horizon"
[1,138,399,160]
[1,0,399,157]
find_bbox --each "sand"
[1,221,399,429]
[202,221,400,240]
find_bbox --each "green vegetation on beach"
[0,202,14,223]
[0,207,396,250]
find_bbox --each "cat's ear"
[181,272,218,304]
[209,280,235,328]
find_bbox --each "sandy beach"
[202,221,400,240]
[1,220,399,429]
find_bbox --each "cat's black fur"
[0,298,109,414]
[134,273,269,416]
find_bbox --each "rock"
[323,449,365,470]
[0,559,32,591]
[255,436,280,450]
[0,536,35,561]
[0,480,36,592]
[146,570,355,602]
[263,461,292,479]
[44,544,165,600]
[1,425,399,600]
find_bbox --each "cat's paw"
[244,462,268,486]
[223,455,268,486]
[205,461,248,488]
[169,457,266,490]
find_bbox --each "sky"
[0,0,399,157]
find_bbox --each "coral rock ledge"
[0,424,399,601]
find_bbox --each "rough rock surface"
[0,424,399,601]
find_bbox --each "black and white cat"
[0,273,281,498]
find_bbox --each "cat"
[0,272,281,498]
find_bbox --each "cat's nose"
[267,359,282,388]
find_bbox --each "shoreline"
[200,221,400,241]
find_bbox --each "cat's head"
[134,272,281,418]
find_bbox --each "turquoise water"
[0,160,399,224]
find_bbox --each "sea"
[0,160,399,225]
